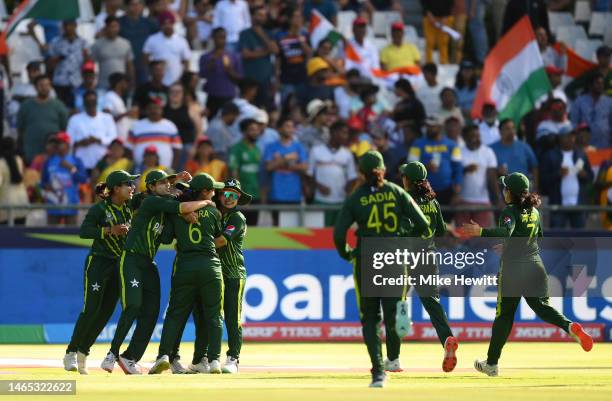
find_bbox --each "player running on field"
[149,173,226,375]
[103,170,213,375]
[398,161,459,373]
[334,151,430,388]
[63,170,139,375]
[462,172,593,377]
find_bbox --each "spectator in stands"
[264,116,308,225]
[128,100,182,170]
[570,73,612,148]
[199,27,243,119]
[41,132,87,226]
[133,145,167,192]
[239,5,279,110]
[91,139,133,187]
[393,78,426,137]
[185,136,229,181]
[535,26,564,70]
[213,0,251,52]
[229,118,261,225]
[408,115,463,208]
[380,22,421,71]
[255,110,280,154]
[308,120,357,226]
[102,73,136,142]
[345,17,380,77]
[420,0,454,64]
[300,99,333,152]
[416,63,443,117]
[73,61,106,113]
[541,130,594,229]
[232,78,265,129]
[301,57,334,105]
[164,83,201,170]
[535,98,573,156]
[566,45,611,100]
[444,116,465,147]
[315,38,345,78]
[438,87,465,126]
[207,102,241,161]
[451,0,466,63]
[180,71,205,121]
[0,138,29,225]
[67,90,118,173]
[10,61,53,102]
[536,66,568,109]
[17,75,69,165]
[47,20,89,108]
[143,11,191,87]
[133,60,169,115]
[303,0,338,24]
[91,16,135,90]
[466,0,490,64]
[356,83,383,132]
[455,60,478,117]
[119,0,159,85]
[575,123,595,153]
[185,0,214,49]
[491,119,538,187]
[502,0,548,36]
[334,69,365,119]
[477,101,501,146]
[276,8,312,102]
[371,125,406,184]
[455,124,498,227]
[95,0,125,34]
[347,115,373,157]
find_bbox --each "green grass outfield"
[0,342,611,401]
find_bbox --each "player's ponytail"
[517,191,541,210]
[412,179,436,202]
[95,182,110,199]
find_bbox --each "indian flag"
[471,16,551,123]
[3,0,80,37]
[309,9,342,49]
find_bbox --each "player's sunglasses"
[223,191,240,200]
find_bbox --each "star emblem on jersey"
[91,282,100,292]
[130,278,139,288]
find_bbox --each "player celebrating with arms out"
[463,172,593,377]
[63,170,139,375]
[334,151,430,388]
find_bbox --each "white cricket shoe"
[63,352,77,372]
[170,357,188,374]
[222,356,239,374]
[474,359,499,377]
[188,357,210,373]
[118,355,142,375]
[209,359,222,374]
[384,358,402,372]
[101,352,116,373]
[77,351,88,375]
[148,355,170,374]
[395,300,413,338]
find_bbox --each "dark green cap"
[145,169,177,185]
[189,173,225,192]
[224,178,253,205]
[500,172,530,195]
[106,170,139,189]
[359,150,385,174]
[399,161,427,181]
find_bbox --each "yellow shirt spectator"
[380,43,421,70]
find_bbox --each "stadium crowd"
[0,0,611,229]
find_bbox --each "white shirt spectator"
[477,120,501,146]
[67,111,118,170]
[460,144,497,203]
[102,91,134,142]
[344,38,380,78]
[128,118,182,167]
[561,150,580,206]
[535,119,573,140]
[213,0,251,44]
[308,144,358,203]
[143,32,192,86]
[416,82,443,117]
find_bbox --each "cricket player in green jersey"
[463,172,593,377]
[399,161,458,373]
[104,169,213,375]
[333,151,430,388]
[148,173,226,375]
[63,170,139,375]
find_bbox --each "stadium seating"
[337,10,356,39]
[588,12,612,36]
[574,0,592,24]
[575,38,603,61]
[556,25,588,49]
[548,11,575,35]
[372,11,402,38]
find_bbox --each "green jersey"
[482,204,543,259]
[124,195,182,259]
[166,205,223,262]
[219,209,247,279]
[79,198,134,259]
[404,195,445,247]
[333,180,429,260]
[228,140,260,200]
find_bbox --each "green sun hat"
[189,173,225,192]
[106,170,140,189]
[359,150,385,174]
[224,178,253,205]
[399,161,427,181]
[499,172,530,195]
[145,169,177,185]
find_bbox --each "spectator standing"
[185,136,229,181]
[477,102,501,146]
[164,83,201,170]
[566,46,611,100]
[133,60,169,115]
[91,139,133,186]
[91,16,135,90]
[207,102,241,161]
[276,8,311,102]
[420,0,454,64]
[535,98,573,156]
[212,0,251,52]
[502,0,549,36]
[537,66,568,108]
[416,63,444,117]
[451,0,466,63]
[133,145,167,192]
[535,26,565,70]
[0,138,29,225]
[438,87,465,126]
[95,0,126,34]
[455,60,478,117]
[393,78,426,137]
[67,91,118,172]
[466,0,489,64]
[300,57,334,106]
[47,20,88,107]
[41,132,88,226]
[17,75,69,164]
[102,73,136,142]
[299,99,333,152]
[142,11,191,86]
[491,119,538,185]
[73,61,107,113]
[308,120,357,226]
[185,0,214,49]
[239,5,279,109]
[380,22,421,71]
[570,74,612,148]
[199,27,243,119]
[444,116,465,146]
[371,126,406,184]
[345,17,380,78]
[119,0,159,85]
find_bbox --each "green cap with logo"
[399,161,427,181]
[106,170,139,189]
[189,173,225,192]
[145,169,177,185]
[499,172,530,195]
[358,150,385,174]
[224,178,253,205]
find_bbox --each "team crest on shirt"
[503,216,513,227]
[224,225,236,235]
[105,211,113,223]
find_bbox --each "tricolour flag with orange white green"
[308,9,342,49]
